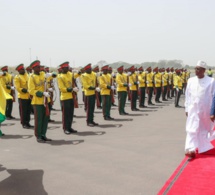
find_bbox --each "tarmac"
[0,90,187,195]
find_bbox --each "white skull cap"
[196,60,207,69]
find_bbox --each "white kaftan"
[185,76,215,153]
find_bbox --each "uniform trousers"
[118,91,127,114]
[162,86,167,100]
[61,99,74,131]
[139,87,146,106]
[175,89,182,106]
[130,90,138,110]
[18,98,31,126]
[147,87,153,104]
[5,99,13,117]
[102,95,111,118]
[86,94,96,123]
[155,87,162,102]
[33,105,49,139]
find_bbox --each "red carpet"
[158,149,215,195]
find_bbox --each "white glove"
[127,72,131,76]
[48,88,54,92]
[146,81,149,84]
[137,81,140,84]
[169,81,171,84]
[73,87,79,92]
[51,83,54,87]
[111,72,115,77]
[11,86,15,90]
[111,86,115,90]
[96,87,100,92]
[162,81,164,83]
[0,72,3,76]
[128,83,132,87]
[43,92,50,97]
[45,73,52,78]
[176,88,179,92]
[154,81,156,84]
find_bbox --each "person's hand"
[128,83,132,87]
[176,88,179,92]
[111,86,115,90]
[96,87,100,92]
[45,73,52,78]
[210,115,215,122]
[48,88,54,92]
[11,86,15,90]
[43,92,50,98]
[73,87,79,92]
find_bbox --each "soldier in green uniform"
[14,64,33,129]
[116,66,129,115]
[0,66,16,119]
[28,60,52,143]
[57,62,78,134]
[99,64,114,120]
[82,64,99,126]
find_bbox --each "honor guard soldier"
[154,67,162,103]
[108,67,117,106]
[57,62,78,134]
[138,66,147,108]
[14,64,33,129]
[0,66,16,119]
[93,65,102,109]
[28,60,52,143]
[26,66,32,74]
[174,69,183,107]
[99,64,114,120]
[116,66,129,115]
[82,63,99,126]
[128,66,139,111]
[146,67,154,105]
[166,68,172,99]
[162,67,169,101]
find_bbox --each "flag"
[0,84,12,123]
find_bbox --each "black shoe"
[87,122,94,127]
[97,106,102,109]
[104,117,111,120]
[92,121,99,126]
[69,128,77,133]
[42,136,52,141]
[148,103,155,105]
[48,119,55,122]
[111,103,117,106]
[64,130,71,134]
[107,116,114,120]
[37,138,45,143]
[123,112,129,115]
[23,125,31,129]
[51,108,56,111]
[162,99,168,101]
[26,123,34,128]
[139,105,144,108]
[132,108,140,111]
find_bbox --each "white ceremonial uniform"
[185,76,215,153]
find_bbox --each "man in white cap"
[185,60,215,158]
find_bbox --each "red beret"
[138,66,143,71]
[146,67,151,71]
[117,66,124,71]
[129,66,135,71]
[60,62,69,68]
[30,60,40,68]
[84,63,92,71]
[16,64,24,71]
[101,65,109,71]
[153,67,158,72]
[1,66,8,71]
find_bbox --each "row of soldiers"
[0,61,190,142]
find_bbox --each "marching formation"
[0,61,190,143]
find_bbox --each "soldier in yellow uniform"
[14,64,33,129]
[162,68,169,101]
[28,60,52,143]
[82,64,99,126]
[128,66,139,111]
[57,62,78,134]
[99,65,114,120]
[170,67,175,97]
[0,66,16,119]
[138,66,147,108]
[146,67,154,105]
[93,65,102,109]
[154,67,162,103]
[174,69,183,107]
[108,67,117,106]
[166,68,172,99]
[116,66,129,115]
[26,66,32,74]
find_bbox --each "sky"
[1,0,215,68]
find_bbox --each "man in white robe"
[185,60,215,158]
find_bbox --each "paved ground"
[0,90,187,195]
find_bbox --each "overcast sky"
[1,0,215,68]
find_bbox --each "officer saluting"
[28,60,52,143]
